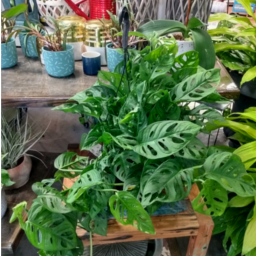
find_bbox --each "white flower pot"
[85,45,107,66]
[1,188,7,218]
[176,41,194,57]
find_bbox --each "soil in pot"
[6,155,32,190]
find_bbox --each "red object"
[89,0,116,19]
[64,0,90,20]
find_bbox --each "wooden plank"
[166,238,182,256]
[1,153,59,255]
[186,184,214,256]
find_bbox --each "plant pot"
[176,41,194,57]
[19,33,39,58]
[6,155,32,190]
[85,45,107,65]
[1,38,18,69]
[106,43,125,72]
[42,44,75,77]
[1,188,7,218]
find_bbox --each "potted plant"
[1,3,27,69]
[1,114,45,189]
[1,155,15,218]
[193,107,256,256]
[208,0,256,112]
[17,17,74,77]
[137,13,216,70]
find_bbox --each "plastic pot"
[176,41,194,57]
[42,44,75,77]
[1,38,18,69]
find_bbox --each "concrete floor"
[13,107,228,256]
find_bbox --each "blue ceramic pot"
[42,44,75,78]
[19,32,39,58]
[106,43,124,72]
[1,38,18,69]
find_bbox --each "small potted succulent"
[1,3,27,69]
[17,17,74,77]
[1,155,15,218]
[1,114,45,189]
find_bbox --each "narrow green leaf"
[241,66,256,85]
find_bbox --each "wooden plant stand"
[64,145,214,256]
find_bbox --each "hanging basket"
[36,0,90,28]
[116,0,159,24]
[165,0,213,23]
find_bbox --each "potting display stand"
[1,49,239,108]
[1,152,59,256]
[64,144,214,256]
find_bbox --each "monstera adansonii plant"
[11,39,256,256]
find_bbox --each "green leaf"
[234,141,256,169]
[235,28,256,38]
[241,66,256,85]
[1,169,15,187]
[170,69,221,102]
[112,151,141,182]
[243,209,256,254]
[187,17,205,30]
[137,20,187,37]
[193,180,228,216]
[214,43,256,53]
[67,170,102,203]
[141,159,193,207]
[134,120,200,159]
[235,0,256,21]
[54,152,89,173]
[10,201,27,226]
[24,203,78,251]
[204,152,256,197]
[228,196,254,208]
[190,28,216,70]
[116,31,148,39]
[209,13,234,22]
[2,3,27,19]
[109,191,155,234]
[171,51,199,72]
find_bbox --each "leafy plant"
[1,154,15,187]
[208,0,256,85]
[137,17,216,70]
[1,113,46,169]
[1,3,27,43]
[11,38,256,256]
[193,107,256,256]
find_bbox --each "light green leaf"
[109,191,155,234]
[214,43,256,53]
[187,17,205,30]
[209,13,234,22]
[2,3,27,19]
[228,195,254,207]
[235,0,256,21]
[241,66,256,85]
[134,120,200,159]
[1,169,15,187]
[204,152,256,197]
[193,180,228,216]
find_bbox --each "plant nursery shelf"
[64,145,214,256]
[1,152,59,256]
[1,49,239,108]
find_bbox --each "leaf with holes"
[134,121,200,159]
[22,202,78,252]
[112,151,141,182]
[118,95,147,137]
[69,86,115,104]
[107,133,138,150]
[192,180,228,216]
[141,159,193,207]
[109,191,155,234]
[204,152,256,197]
[148,94,180,124]
[32,183,73,214]
[174,137,207,160]
[80,97,107,119]
[54,152,89,173]
[170,69,221,102]
[171,51,199,73]
[67,170,102,203]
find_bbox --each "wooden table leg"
[186,184,214,256]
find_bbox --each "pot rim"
[42,44,74,52]
[7,155,26,171]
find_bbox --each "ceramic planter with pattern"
[42,44,75,78]
[19,32,39,58]
[1,38,18,69]
[106,43,124,73]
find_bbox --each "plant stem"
[90,232,93,256]
[185,0,193,26]
[107,183,124,186]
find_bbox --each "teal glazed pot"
[42,44,75,78]
[106,43,124,72]
[1,38,18,69]
[19,32,39,58]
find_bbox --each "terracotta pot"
[1,188,7,218]
[6,155,32,190]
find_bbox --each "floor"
[12,107,228,256]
